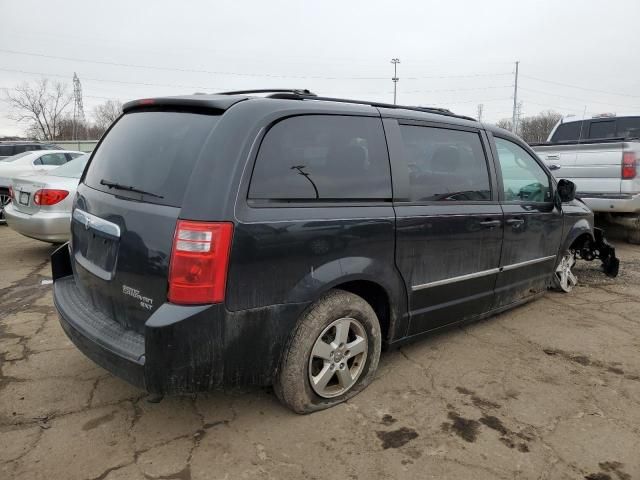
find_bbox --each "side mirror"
[557,179,576,203]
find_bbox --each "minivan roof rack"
[215,89,475,121]
[215,88,317,96]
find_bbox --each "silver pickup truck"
[531,115,640,242]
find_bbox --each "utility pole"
[391,58,400,105]
[511,61,519,133]
[477,104,484,122]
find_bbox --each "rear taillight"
[622,152,637,179]
[34,189,69,206]
[8,186,14,201]
[168,221,234,305]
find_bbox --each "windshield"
[50,154,90,178]
[1,152,33,163]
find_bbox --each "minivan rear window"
[84,111,218,207]
[249,115,391,201]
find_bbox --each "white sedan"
[4,153,90,243]
[0,150,83,223]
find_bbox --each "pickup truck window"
[551,122,583,142]
[495,138,551,203]
[617,117,640,139]
[589,120,616,139]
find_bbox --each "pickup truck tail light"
[34,189,69,206]
[622,152,637,179]
[168,220,234,305]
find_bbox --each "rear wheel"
[0,192,10,224]
[552,251,577,293]
[275,289,381,414]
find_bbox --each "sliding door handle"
[479,220,502,228]
[506,218,525,226]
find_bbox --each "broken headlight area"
[575,228,620,278]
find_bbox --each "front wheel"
[552,251,578,293]
[275,289,381,414]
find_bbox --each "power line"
[519,86,640,110]
[0,48,512,81]
[521,74,640,99]
[0,67,224,91]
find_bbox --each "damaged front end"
[575,228,620,278]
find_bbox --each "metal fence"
[52,140,98,153]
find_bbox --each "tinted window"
[551,122,583,142]
[249,115,391,200]
[50,154,90,178]
[0,146,14,156]
[12,145,35,154]
[37,153,68,166]
[617,117,640,139]
[589,120,616,139]
[399,125,491,201]
[84,111,219,206]
[495,138,551,203]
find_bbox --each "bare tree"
[4,79,73,140]
[93,100,123,131]
[494,110,562,144]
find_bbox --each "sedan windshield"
[49,154,90,178]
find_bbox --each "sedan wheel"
[0,192,10,224]
[308,317,368,398]
[553,251,578,293]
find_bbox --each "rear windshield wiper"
[99,179,164,199]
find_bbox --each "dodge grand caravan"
[52,90,619,413]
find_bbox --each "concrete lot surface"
[1,225,639,480]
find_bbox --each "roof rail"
[267,91,475,121]
[214,89,475,121]
[215,88,317,96]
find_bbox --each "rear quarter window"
[84,111,219,207]
[248,115,391,201]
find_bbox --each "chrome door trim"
[411,255,557,291]
[412,267,500,291]
[501,255,556,272]
[72,208,121,238]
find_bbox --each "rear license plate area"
[19,191,30,205]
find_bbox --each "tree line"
[495,110,562,144]
[3,78,122,141]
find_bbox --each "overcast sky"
[1,0,639,136]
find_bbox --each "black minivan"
[52,90,618,413]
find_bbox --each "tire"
[274,289,382,414]
[0,192,10,224]
[552,250,578,293]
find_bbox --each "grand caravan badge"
[122,285,154,310]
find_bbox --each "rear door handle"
[548,164,561,171]
[479,220,501,228]
[506,218,525,226]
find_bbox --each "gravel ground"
[1,225,639,480]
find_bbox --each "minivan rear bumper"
[579,193,640,213]
[52,248,307,393]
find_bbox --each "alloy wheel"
[308,317,368,398]
[554,252,578,293]
[0,193,10,223]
